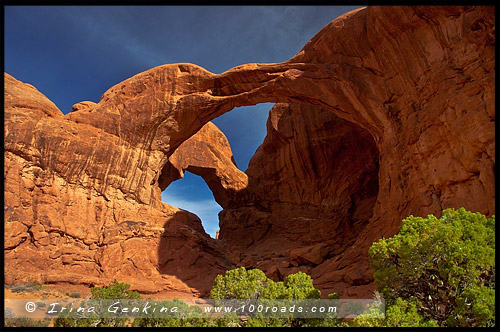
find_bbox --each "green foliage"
[210,267,271,300]
[53,280,142,327]
[327,292,340,299]
[209,267,340,327]
[90,280,141,300]
[210,267,321,301]
[131,298,243,327]
[52,311,102,328]
[344,291,385,327]
[383,298,437,327]
[281,272,321,299]
[132,298,212,327]
[68,292,81,298]
[348,296,438,327]
[369,208,495,327]
[4,317,51,327]
[9,281,43,293]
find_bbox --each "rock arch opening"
[159,103,273,239]
[211,103,275,172]
[162,171,222,239]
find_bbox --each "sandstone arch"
[4,6,494,297]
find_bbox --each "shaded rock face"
[4,6,495,298]
[219,103,380,296]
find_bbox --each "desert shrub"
[210,267,340,327]
[10,281,43,293]
[210,267,321,300]
[68,292,81,298]
[135,267,340,327]
[366,208,495,327]
[4,317,51,327]
[4,308,50,328]
[53,280,141,327]
[90,280,141,300]
[348,293,438,327]
[131,298,216,327]
[210,267,271,300]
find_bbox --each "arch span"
[65,6,494,229]
[155,101,381,296]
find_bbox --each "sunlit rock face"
[4,72,233,296]
[4,6,494,298]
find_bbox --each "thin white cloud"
[64,7,167,69]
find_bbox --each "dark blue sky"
[5,5,362,237]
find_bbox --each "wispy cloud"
[64,7,168,69]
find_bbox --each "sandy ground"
[4,286,74,327]
[4,282,202,327]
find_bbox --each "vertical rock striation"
[218,103,380,296]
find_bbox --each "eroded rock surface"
[4,6,495,298]
[219,103,380,296]
[163,122,248,208]
[4,73,233,296]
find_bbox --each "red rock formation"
[4,73,233,295]
[4,73,62,119]
[164,122,248,208]
[218,103,380,296]
[218,6,495,297]
[4,6,494,298]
